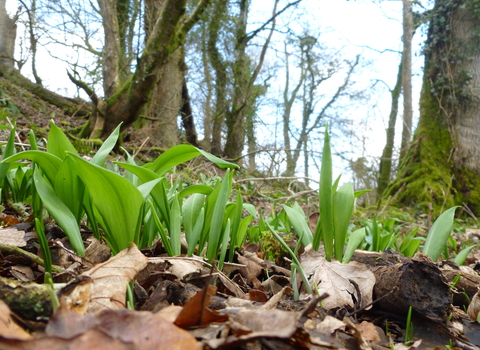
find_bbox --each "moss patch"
[383,78,456,217]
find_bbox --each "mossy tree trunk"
[83,0,212,139]
[384,0,480,216]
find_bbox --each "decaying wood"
[351,251,452,321]
[0,276,53,320]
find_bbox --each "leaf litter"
[1,238,480,349]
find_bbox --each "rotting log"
[0,276,52,320]
[351,250,451,322]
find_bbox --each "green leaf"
[283,204,313,247]
[91,123,122,166]
[314,124,333,258]
[147,144,238,176]
[206,169,232,262]
[169,195,182,256]
[423,206,459,261]
[67,153,144,254]
[187,207,205,256]
[54,157,85,223]
[47,120,78,160]
[178,185,213,201]
[28,130,39,151]
[148,200,173,256]
[333,182,354,260]
[354,189,372,198]
[33,169,84,256]
[183,193,205,245]
[3,151,62,185]
[0,127,16,182]
[342,228,366,263]
[453,245,477,266]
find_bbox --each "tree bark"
[384,0,480,216]
[377,60,403,197]
[99,0,211,137]
[0,0,17,68]
[142,47,183,148]
[180,78,198,147]
[399,0,413,161]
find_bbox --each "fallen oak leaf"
[174,285,228,328]
[1,307,201,350]
[62,244,148,313]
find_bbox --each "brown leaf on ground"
[174,285,228,328]
[301,247,375,310]
[0,228,26,247]
[1,307,200,350]
[238,254,263,282]
[0,215,20,227]
[0,301,32,340]
[228,308,298,340]
[63,244,148,313]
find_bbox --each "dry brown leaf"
[64,244,148,313]
[3,307,201,350]
[356,321,381,344]
[238,254,263,282]
[316,315,345,335]
[0,227,26,247]
[301,247,375,310]
[155,305,183,323]
[262,286,293,310]
[0,301,32,340]
[9,266,34,281]
[174,285,228,328]
[467,288,480,321]
[228,308,298,340]
[147,256,205,280]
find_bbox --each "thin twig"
[6,117,25,151]
[235,176,319,184]
[133,137,150,159]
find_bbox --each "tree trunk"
[224,0,249,160]
[399,0,413,161]
[180,78,198,147]
[207,0,228,156]
[142,47,183,148]
[377,59,402,197]
[0,0,17,68]
[384,0,480,216]
[99,0,211,137]
[98,0,121,99]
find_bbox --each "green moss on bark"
[383,78,455,216]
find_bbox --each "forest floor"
[1,78,480,349]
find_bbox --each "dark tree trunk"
[180,78,198,147]
[377,60,402,197]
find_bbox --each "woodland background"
[1,0,480,216]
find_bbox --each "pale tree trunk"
[384,0,480,216]
[399,0,413,161]
[0,0,18,68]
[142,47,184,148]
[97,0,121,99]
